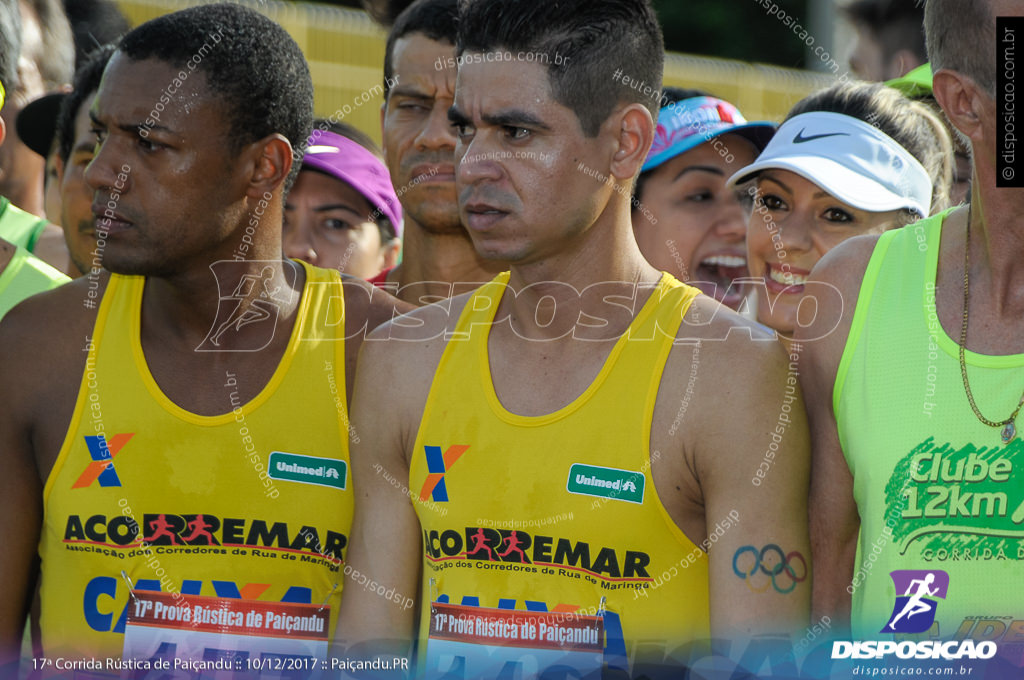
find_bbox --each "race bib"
[121,591,329,679]
[423,602,604,679]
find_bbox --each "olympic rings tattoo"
[732,544,808,594]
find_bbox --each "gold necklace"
[959,204,1024,444]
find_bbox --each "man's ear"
[247,133,293,199]
[380,102,388,157]
[0,115,7,148]
[932,68,985,146]
[608,103,655,183]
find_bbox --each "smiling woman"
[727,80,953,336]
[632,88,777,311]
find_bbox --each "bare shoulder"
[341,274,416,336]
[796,233,882,386]
[677,294,782,375]
[354,291,476,451]
[360,290,475,373]
[805,234,880,321]
[0,274,107,374]
[0,275,108,457]
[803,232,881,328]
[808,233,881,291]
[656,296,789,465]
[665,295,803,474]
[649,293,809,553]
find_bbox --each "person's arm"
[795,236,877,635]
[0,309,45,667]
[341,276,416,407]
[695,326,811,639]
[335,294,460,672]
[336,334,422,660]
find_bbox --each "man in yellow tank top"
[339,0,812,675]
[800,0,1024,653]
[0,4,409,669]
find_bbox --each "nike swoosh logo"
[792,129,850,144]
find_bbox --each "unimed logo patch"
[268,452,346,490]
[566,464,645,504]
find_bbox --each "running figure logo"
[466,528,495,560]
[180,514,219,545]
[145,514,183,545]
[497,531,527,562]
[882,570,949,634]
[197,260,297,352]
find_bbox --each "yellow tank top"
[39,260,352,659]
[410,272,710,672]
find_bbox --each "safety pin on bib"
[318,583,339,613]
[120,570,139,603]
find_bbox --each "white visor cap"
[727,111,932,217]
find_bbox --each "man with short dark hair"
[803,0,1024,642]
[371,0,504,304]
[0,2,407,663]
[843,0,927,81]
[340,0,811,674]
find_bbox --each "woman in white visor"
[729,81,953,336]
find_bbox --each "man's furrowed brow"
[120,122,174,135]
[390,86,433,100]
[481,109,551,131]
[89,109,173,136]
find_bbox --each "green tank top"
[0,244,69,320]
[0,195,49,251]
[836,209,1024,642]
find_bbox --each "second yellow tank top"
[410,272,710,674]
